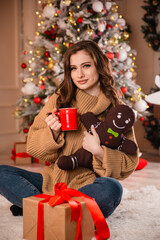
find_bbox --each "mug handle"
[54,112,60,117]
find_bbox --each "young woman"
[0,40,139,217]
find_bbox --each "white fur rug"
[0,185,160,240]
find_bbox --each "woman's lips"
[77,79,88,84]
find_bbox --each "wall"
[0,0,37,158]
[119,0,159,155]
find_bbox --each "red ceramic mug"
[54,108,78,131]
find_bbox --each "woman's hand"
[45,108,61,140]
[82,125,104,162]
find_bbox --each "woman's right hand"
[45,108,62,140]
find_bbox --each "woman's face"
[70,50,100,96]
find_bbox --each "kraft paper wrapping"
[23,196,95,240]
[15,142,31,165]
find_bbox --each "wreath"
[141,0,160,51]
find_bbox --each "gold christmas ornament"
[48,60,56,69]
[13,108,21,118]
[34,47,45,57]
[123,31,130,40]
[46,0,51,3]
[131,92,142,102]
[111,5,118,13]
[152,0,158,6]
[67,16,76,24]
[132,71,137,79]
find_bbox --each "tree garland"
[141,0,160,51]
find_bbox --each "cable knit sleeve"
[26,93,65,163]
[92,127,139,180]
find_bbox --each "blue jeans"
[0,165,123,218]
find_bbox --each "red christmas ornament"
[40,85,45,90]
[69,43,73,47]
[42,3,46,9]
[23,51,27,55]
[121,86,128,93]
[21,63,27,69]
[107,24,112,29]
[44,51,50,57]
[143,121,149,126]
[23,128,29,133]
[34,97,41,104]
[97,31,103,36]
[140,117,144,121]
[87,8,94,14]
[115,52,120,59]
[77,17,84,23]
[106,52,114,59]
[148,103,152,107]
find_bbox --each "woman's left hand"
[82,125,104,161]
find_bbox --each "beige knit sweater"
[27,89,139,194]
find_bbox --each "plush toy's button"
[105,141,108,144]
[109,136,112,139]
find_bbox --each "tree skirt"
[0,185,160,240]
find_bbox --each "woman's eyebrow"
[70,61,92,67]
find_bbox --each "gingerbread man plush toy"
[57,105,137,170]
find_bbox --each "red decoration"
[23,51,27,55]
[143,121,149,126]
[21,63,27,69]
[40,85,45,90]
[97,31,103,36]
[34,97,41,104]
[77,17,83,23]
[69,43,73,47]
[135,158,148,171]
[106,52,114,59]
[11,148,31,161]
[44,51,50,57]
[107,24,112,29]
[23,128,29,133]
[140,117,144,121]
[121,86,128,93]
[45,161,51,166]
[115,52,120,59]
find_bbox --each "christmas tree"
[141,0,160,51]
[143,76,160,150]
[13,0,149,133]
[141,0,160,150]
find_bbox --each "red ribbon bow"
[11,148,31,160]
[35,182,110,240]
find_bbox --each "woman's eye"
[70,67,76,71]
[83,64,91,68]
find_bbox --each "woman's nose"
[77,68,84,78]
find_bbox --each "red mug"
[54,108,78,131]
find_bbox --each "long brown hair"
[56,40,120,108]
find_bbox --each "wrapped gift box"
[23,196,95,240]
[12,142,32,165]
